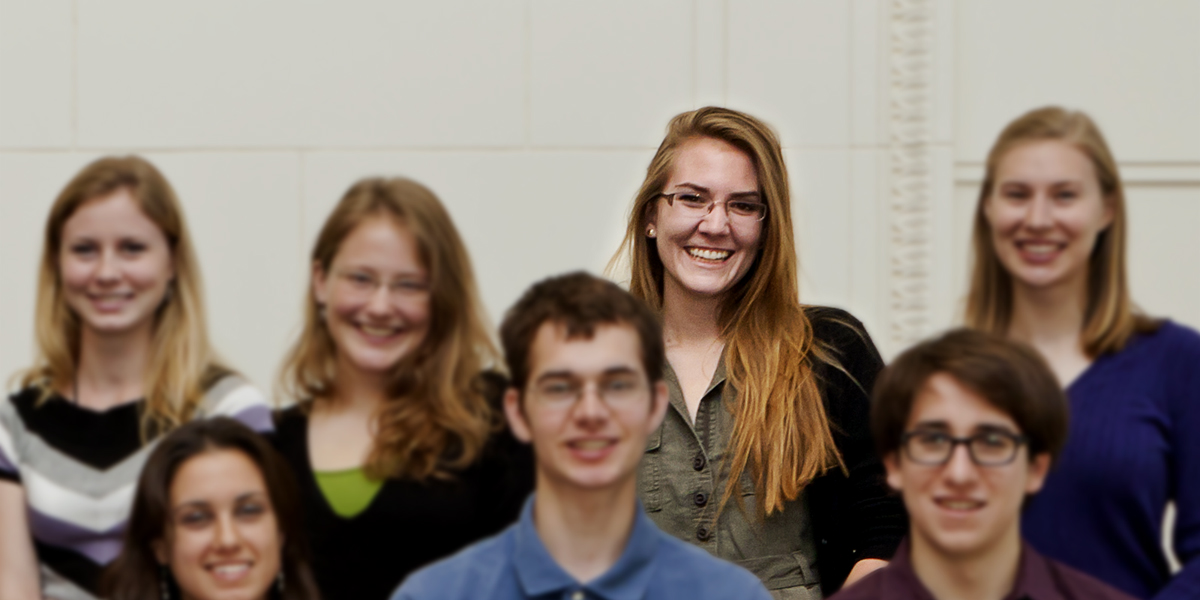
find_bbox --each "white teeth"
[940,500,981,510]
[1021,243,1058,256]
[213,564,249,575]
[688,248,732,261]
[572,440,612,450]
[360,325,397,337]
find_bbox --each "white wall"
[2,0,1198,396]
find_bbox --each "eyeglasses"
[532,374,648,410]
[658,191,768,223]
[337,270,430,300]
[900,430,1029,466]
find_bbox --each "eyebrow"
[173,491,266,511]
[534,366,640,382]
[671,182,762,200]
[910,421,1019,435]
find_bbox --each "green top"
[314,467,383,519]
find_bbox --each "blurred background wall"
[2,0,1198,396]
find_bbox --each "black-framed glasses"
[900,430,1029,466]
[658,191,768,223]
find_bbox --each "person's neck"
[661,278,723,348]
[533,475,638,584]
[910,527,1023,600]
[1007,278,1087,356]
[74,324,153,411]
[325,358,389,414]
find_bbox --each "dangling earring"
[647,227,656,238]
[159,565,171,600]
[277,569,285,594]
[317,302,327,322]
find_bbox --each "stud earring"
[647,227,656,238]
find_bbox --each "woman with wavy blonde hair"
[273,177,533,600]
[0,155,271,600]
[966,106,1199,599]
[609,107,904,598]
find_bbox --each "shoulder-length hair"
[279,177,499,481]
[19,155,229,436]
[103,417,321,600]
[966,106,1157,356]
[609,106,843,517]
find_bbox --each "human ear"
[153,538,168,565]
[1099,194,1116,232]
[312,260,330,306]
[503,388,532,444]
[884,452,903,492]
[1025,453,1052,495]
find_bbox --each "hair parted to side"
[102,418,321,600]
[608,106,845,517]
[967,106,1158,356]
[500,272,664,394]
[19,155,230,437]
[279,177,499,481]
[871,328,1069,463]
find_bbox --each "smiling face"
[648,136,764,301]
[313,215,432,381]
[885,372,1050,562]
[58,188,175,338]
[984,139,1114,294]
[158,449,281,600]
[504,322,668,494]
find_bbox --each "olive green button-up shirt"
[639,359,822,599]
[637,307,906,599]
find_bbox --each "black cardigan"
[272,378,534,600]
[805,307,907,595]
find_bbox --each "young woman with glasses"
[965,106,1200,599]
[273,177,534,600]
[0,156,272,600]
[609,107,905,598]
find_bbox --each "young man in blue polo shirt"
[392,272,770,600]
[831,329,1133,600]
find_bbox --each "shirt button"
[693,492,708,507]
[693,454,706,470]
[571,591,584,600]
[696,526,712,541]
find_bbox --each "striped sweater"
[0,376,273,600]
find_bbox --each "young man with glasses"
[391,272,770,600]
[831,329,1133,600]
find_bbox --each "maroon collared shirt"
[829,538,1136,600]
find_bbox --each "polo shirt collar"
[877,538,1067,600]
[512,494,660,600]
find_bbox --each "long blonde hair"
[279,177,499,480]
[609,107,843,516]
[966,106,1157,355]
[20,155,229,437]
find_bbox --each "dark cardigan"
[804,307,907,595]
[272,375,535,600]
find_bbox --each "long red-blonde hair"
[609,107,844,516]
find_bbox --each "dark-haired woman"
[609,107,905,599]
[273,177,534,599]
[0,156,271,600]
[103,417,321,600]
[965,106,1200,599]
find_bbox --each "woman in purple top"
[964,106,1200,599]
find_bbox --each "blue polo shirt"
[391,495,771,600]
